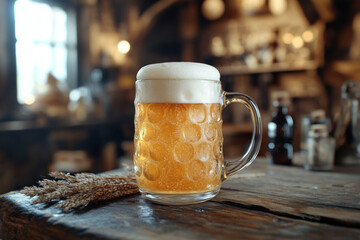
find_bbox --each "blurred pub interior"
[0,0,360,194]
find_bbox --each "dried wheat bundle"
[20,172,139,212]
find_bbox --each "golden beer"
[134,62,261,204]
[134,103,224,194]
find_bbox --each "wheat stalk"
[20,172,139,212]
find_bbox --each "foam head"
[135,62,222,104]
[137,62,220,81]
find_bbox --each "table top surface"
[1,158,360,240]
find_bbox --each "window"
[14,0,75,104]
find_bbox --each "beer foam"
[136,62,220,81]
[135,62,222,104]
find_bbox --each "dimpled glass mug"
[134,62,262,205]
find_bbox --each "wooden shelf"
[217,60,321,76]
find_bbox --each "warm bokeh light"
[302,30,314,42]
[282,33,293,44]
[269,0,287,15]
[242,0,266,13]
[292,36,304,48]
[201,0,225,20]
[24,95,35,105]
[211,36,226,56]
[117,40,131,54]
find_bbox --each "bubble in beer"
[210,158,222,176]
[218,125,223,138]
[166,104,187,124]
[140,122,156,141]
[134,120,140,140]
[197,142,213,162]
[181,123,202,142]
[136,104,147,121]
[150,142,173,162]
[205,123,218,141]
[136,140,149,158]
[144,160,160,181]
[147,103,165,123]
[210,104,221,121]
[158,122,179,143]
[174,142,195,163]
[189,104,207,123]
[134,156,143,177]
[213,140,222,159]
[186,159,207,181]
[165,161,186,186]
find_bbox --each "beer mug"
[134,62,262,204]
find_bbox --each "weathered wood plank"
[225,160,360,208]
[1,159,360,240]
[214,189,360,228]
[1,193,360,240]
[216,159,360,226]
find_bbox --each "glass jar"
[305,124,335,171]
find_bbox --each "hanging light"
[269,0,287,15]
[201,0,225,20]
[117,40,131,54]
[292,36,304,48]
[302,30,314,42]
[282,33,293,44]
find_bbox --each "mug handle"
[222,92,262,180]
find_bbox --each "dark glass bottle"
[268,97,294,165]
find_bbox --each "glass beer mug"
[134,62,262,204]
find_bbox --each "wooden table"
[1,158,360,239]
